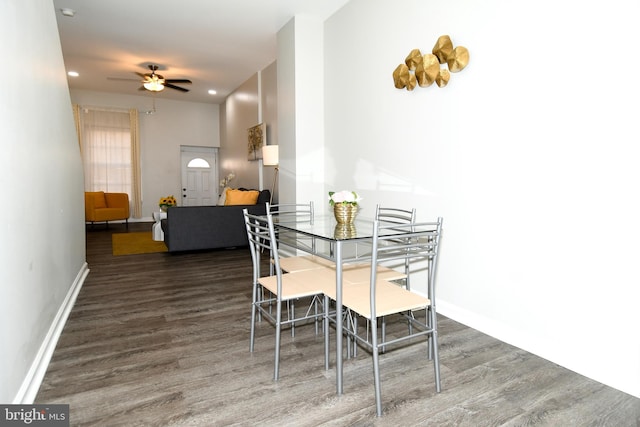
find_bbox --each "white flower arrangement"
[328,190,362,206]
[219,173,236,188]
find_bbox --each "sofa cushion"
[257,189,271,204]
[225,189,259,205]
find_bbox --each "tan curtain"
[129,109,142,218]
[80,108,131,194]
[72,104,82,154]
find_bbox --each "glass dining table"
[273,214,383,395]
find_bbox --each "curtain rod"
[77,104,132,113]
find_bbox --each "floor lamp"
[262,145,279,205]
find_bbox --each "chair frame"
[266,201,316,258]
[341,217,443,416]
[243,209,326,380]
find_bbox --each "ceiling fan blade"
[164,83,189,92]
[165,79,192,84]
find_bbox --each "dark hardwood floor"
[36,222,640,426]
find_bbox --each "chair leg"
[274,299,282,380]
[427,308,434,360]
[381,316,386,353]
[371,316,383,417]
[314,298,320,335]
[290,300,295,337]
[250,283,258,352]
[353,314,358,358]
[430,308,441,392]
[344,309,356,359]
[324,295,330,371]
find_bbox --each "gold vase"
[334,223,357,239]
[334,204,358,224]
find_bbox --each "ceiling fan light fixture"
[143,80,165,91]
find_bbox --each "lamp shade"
[262,145,279,166]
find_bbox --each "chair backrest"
[374,204,418,287]
[266,201,314,223]
[267,201,315,255]
[369,218,443,317]
[375,204,416,225]
[243,209,283,285]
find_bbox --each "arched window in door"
[187,158,210,168]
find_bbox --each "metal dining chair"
[338,217,443,416]
[243,209,329,380]
[266,202,330,273]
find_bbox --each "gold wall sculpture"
[447,46,470,73]
[432,35,454,64]
[415,53,440,87]
[393,35,469,91]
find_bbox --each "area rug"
[112,232,168,256]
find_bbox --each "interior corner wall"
[261,61,279,201]
[277,16,326,210]
[220,74,260,190]
[323,0,640,398]
[276,18,297,204]
[1,0,87,403]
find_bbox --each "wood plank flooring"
[36,223,640,426]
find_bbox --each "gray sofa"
[161,189,270,253]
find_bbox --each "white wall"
[0,0,87,403]
[320,0,640,397]
[277,16,327,208]
[70,90,219,218]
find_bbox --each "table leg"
[335,241,343,395]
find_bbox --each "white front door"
[180,146,218,206]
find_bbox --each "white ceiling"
[52,0,349,104]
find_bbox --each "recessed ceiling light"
[60,8,75,17]
[67,71,79,77]
[208,89,217,95]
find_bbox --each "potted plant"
[158,195,177,212]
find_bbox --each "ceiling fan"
[108,64,192,93]
[137,64,192,92]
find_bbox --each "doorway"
[180,146,218,206]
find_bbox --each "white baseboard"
[13,262,90,404]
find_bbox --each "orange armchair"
[85,191,130,228]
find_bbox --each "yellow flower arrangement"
[159,195,177,210]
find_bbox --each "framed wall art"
[247,123,265,161]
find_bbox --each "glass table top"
[274,215,376,241]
